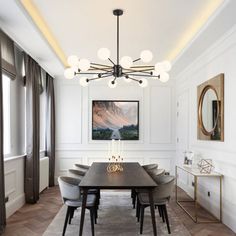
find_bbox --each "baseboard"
[6,193,25,218]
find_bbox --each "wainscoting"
[175,25,236,232]
[4,155,25,218]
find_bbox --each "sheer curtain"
[45,73,55,187]
[24,54,41,203]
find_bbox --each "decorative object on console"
[92,100,139,140]
[183,151,194,166]
[107,139,124,173]
[197,74,224,141]
[198,159,214,174]
[64,9,172,87]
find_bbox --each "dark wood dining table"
[79,162,158,236]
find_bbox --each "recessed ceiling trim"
[19,0,68,67]
[19,0,227,72]
[168,0,226,63]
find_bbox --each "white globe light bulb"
[108,79,117,88]
[140,50,153,63]
[71,66,79,73]
[97,48,111,61]
[123,77,132,83]
[67,55,79,67]
[139,78,148,88]
[64,68,75,79]
[79,77,89,87]
[120,56,133,69]
[78,58,90,71]
[161,60,172,72]
[155,62,165,73]
[159,72,170,83]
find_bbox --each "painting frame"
[92,100,139,140]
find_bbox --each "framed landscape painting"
[92,100,139,140]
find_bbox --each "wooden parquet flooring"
[2,186,62,236]
[2,186,235,236]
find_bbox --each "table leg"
[79,188,88,236]
[148,189,157,236]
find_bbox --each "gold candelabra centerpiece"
[107,139,124,173]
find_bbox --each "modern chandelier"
[64,9,172,88]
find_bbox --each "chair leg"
[89,208,95,236]
[94,206,97,224]
[62,206,71,236]
[140,205,145,234]
[69,207,75,224]
[136,198,140,222]
[163,204,171,234]
[157,205,162,217]
[160,205,165,222]
[133,194,137,209]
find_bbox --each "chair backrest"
[149,168,165,178]
[142,164,158,171]
[74,164,90,170]
[58,176,81,203]
[152,175,175,201]
[68,169,85,179]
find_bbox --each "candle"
[118,139,121,157]
[111,139,115,156]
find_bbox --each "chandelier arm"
[130,65,154,68]
[133,58,141,63]
[124,68,154,73]
[124,70,152,75]
[87,73,113,81]
[126,76,140,83]
[125,73,159,78]
[75,72,111,75]
[90,66,113,73]
[108,58,116,66]
[91,62,112,68]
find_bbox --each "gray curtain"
[45,73,55,187]
[0,35,6,235]
[24,54,41,203]
[0,29,16,79]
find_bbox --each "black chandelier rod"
[87,73,113,81]
[117,12,120,65]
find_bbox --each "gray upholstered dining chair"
[58,176,97,236]
[132,164,159,208]
[135,168,165,220]
[68,168,101,212]
[137,175,175,234]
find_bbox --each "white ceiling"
[0,0,235,78]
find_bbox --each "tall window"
[2,74,11,155]
[40,73,46,152]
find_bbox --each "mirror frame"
[198,85,220,135]
[197,74,224,141]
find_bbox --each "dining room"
[1,0,236,236]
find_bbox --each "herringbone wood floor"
[2,186,62,236]
[2,186,235,236]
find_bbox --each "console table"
[175,165,223,223]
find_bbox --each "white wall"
[55,78,176,179]
[175,25,236,232]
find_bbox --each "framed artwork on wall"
[92,100,139,140]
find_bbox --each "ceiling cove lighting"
[64,9,171,88]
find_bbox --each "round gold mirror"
[198,85,220,136]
